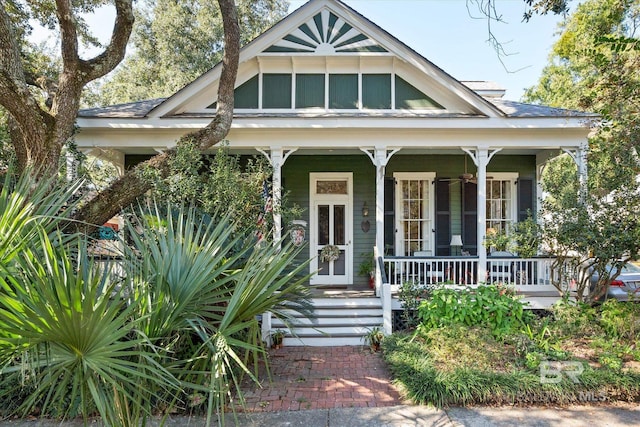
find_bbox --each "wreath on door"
[320,245,340,263]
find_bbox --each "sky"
[41,0,569,102]
[285,0,568,101]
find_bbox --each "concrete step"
[272,316,383,326]
[269,296,383,347]
[282,335,365,346]
[282,308,383,318]
[310,297,381,307]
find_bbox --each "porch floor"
[310,288,376,298]
[236,346,404,412]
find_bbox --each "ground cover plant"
[383,285,640,407]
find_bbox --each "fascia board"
[76,116,594,131]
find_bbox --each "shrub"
[397,281,433,330]
[417,285,532,338]
[548,298,602,338]
[598,299,640,341]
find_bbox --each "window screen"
[329,74,358,109]
[296,74,325,108]
[263,74,292,109]
[362,74,391,109]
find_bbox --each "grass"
[382,296,640,407]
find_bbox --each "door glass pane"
[316,180,348,194]
[318,251,329,275]
[318,205,329,245]
[334,205,345,245]
[334,251,346,275]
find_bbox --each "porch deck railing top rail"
[382,255,559,289]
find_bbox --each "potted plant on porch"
[358,252,376,289]
[363,326,384,352]
[271,329,286,349]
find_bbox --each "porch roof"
[77,94,597,120]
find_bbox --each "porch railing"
[382,255,558,289]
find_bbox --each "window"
[234,75,258,109]
[394,173,436,256]
[226,72,443,111]
[486,174,518,234]
[296,74,324,108]
[262,74,292,109]
[395,76,443,110]
[362,74,391,109]
[329,74,358,109]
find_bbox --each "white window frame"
[486,172,519,233]
[393,172,436,256]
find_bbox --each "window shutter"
[435,179,451,256]
[518,179,535,221]
[462,181,478,255]
[384,177,395,256]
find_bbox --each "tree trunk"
[72,0,240,229]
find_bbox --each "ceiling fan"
[442,157,491,185]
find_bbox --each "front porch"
[269,254,566,346]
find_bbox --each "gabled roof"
[143,0,505,119]
[77,0,596,125]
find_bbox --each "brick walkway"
[236,346,404,412]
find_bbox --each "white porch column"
[360,147,401,296]
[463,147,501,284]
[536,162,546,220]
[563,142,589,203]
[271,149,284,242]
[257,147,298,244]
[256,146,297,347]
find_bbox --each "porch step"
[271,296,383,347]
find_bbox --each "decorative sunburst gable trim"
[264,9,387,54]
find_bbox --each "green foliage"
[510,214,542,258]
[527,1,640,298]
[483,214,541,257]
[0,233,175,424]
[421,325,515,372]
[123,201,313,423]
[383,330,640,407]
[362,326,384,351]
[0,167,314,423]
[598,299,640,341]
[143,143,302,243]
[549,299,602,338]
[541,183,640,303]
[90,0,289,105]
[396,281,432,330]
[525,0,640,196]
[417,285,532,338]
[483,227,511,252]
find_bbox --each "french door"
[310,173,353,285]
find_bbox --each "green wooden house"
[76,0,594,344]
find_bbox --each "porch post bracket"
[256,147,298,167]
[561,148,578,163]
[462,147,502,166]
[359,147,402,168]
